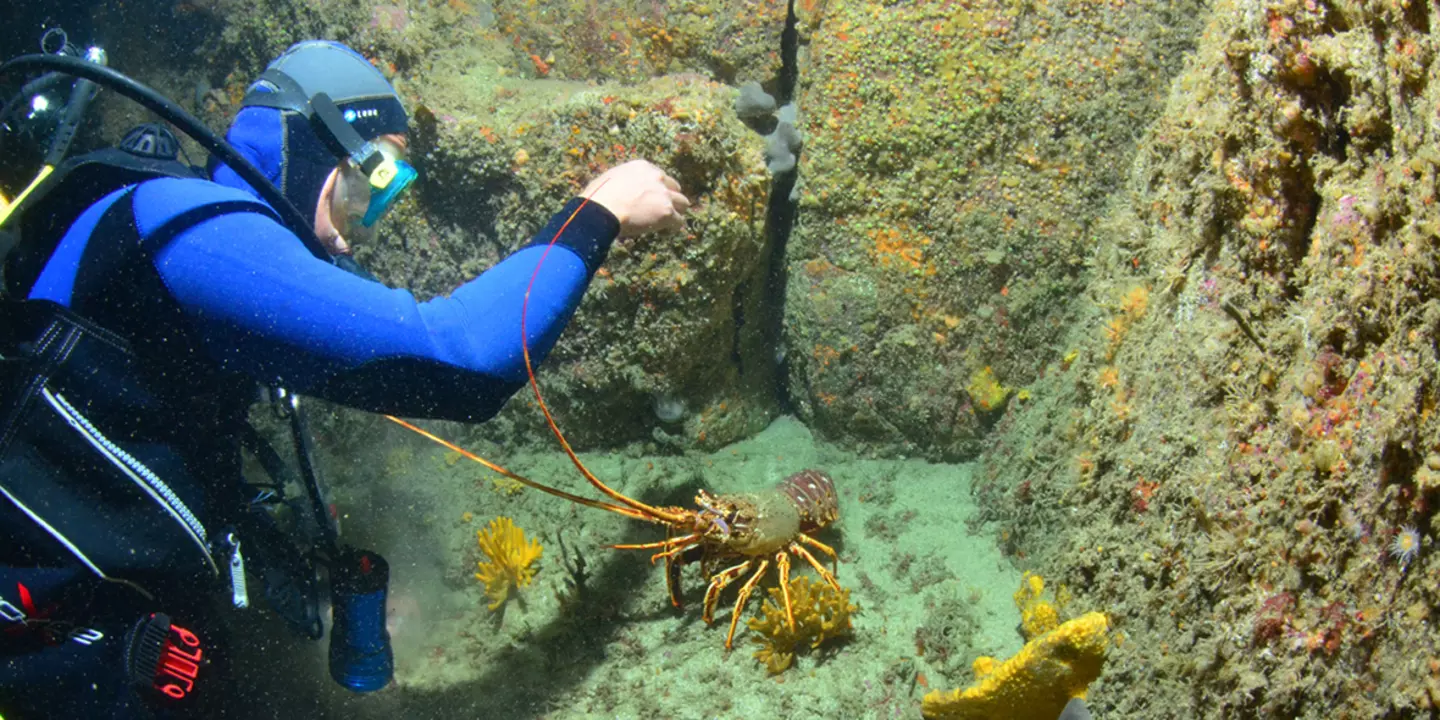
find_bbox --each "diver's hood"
[210,41,407,230]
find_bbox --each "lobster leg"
[665,553,683,608]
[660,524,681,608]
[776,552,796,632]
[791,542,843,595]
[664,537,706,609]
[701,561,753,624]
[649,536,703,564]
[611,532,703,567]
[724,559,771,650]
[797,533,839,574]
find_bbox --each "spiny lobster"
[386,188,844,648]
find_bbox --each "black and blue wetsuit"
[0,171,618,717]
[33,177,612,416]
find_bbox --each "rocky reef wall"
[785,0,1206,459]
[973,0,1440,715]
[391,72,777,450]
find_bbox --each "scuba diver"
[0,39,689,718]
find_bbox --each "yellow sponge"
[921,611,1110,720]
[1014,572,1060,640]
[748,575,856,674]
[967,366,1013,413]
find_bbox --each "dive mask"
[333,137,412,244]
[300,91,415,231]
[355,137,415,227]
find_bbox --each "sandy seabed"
[223,417,1028,719]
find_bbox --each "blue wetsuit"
[0,174,617,717]
[32,177,615,418]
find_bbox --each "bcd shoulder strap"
[0,297,131,452]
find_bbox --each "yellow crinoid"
[474,516,543,611]
[748,574,856,674]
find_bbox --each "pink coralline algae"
[1329,195,1365,233]
[371,5,409,32]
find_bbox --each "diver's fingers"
[659,200,687,232]
[661,173,682,193]
[670,190,692,214]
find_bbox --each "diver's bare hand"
[581,160,690,237]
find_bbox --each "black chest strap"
[0,298,132,452]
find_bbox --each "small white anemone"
[652,393,686,424]
[1390,525,1422,566]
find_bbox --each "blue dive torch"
[328,547,394,692]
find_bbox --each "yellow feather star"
[474,516,543,611]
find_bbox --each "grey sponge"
[764,103,803,174]
[735,81,777,120]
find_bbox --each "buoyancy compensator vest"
[0,54,321,618]
[3,122,204,297]
[0,122,242,594]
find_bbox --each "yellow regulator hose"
[0,164,56,227]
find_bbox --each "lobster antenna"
[381,414,648,519]
[522,182,686,524]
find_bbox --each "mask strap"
[306,92,385,177]
[242,70,385,177]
